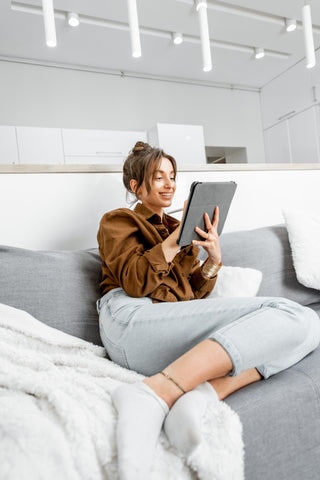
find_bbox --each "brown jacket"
[97,203,217,302]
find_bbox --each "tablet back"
[177,181,237,247]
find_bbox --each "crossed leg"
[143,339,260,407]
[113,339,262,479]
[109,296,319,479]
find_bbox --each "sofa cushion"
[309,302,320,316]
[1,224,319,347]
[217,225,320,306]
[0,245,103,346]
[208,266,262,298]
[283,209,320,291]
[225,345,320,480]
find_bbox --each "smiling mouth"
[160,193,173,197]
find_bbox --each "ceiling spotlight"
[41,0,57,47]
[254,47,265,59]
[285,18,297,32]
[195,0,212,72]
[67,12,80,27]
[302,4,316,69]
[127,0,141,58]
[195,0,207,10]
[172,32,183,45]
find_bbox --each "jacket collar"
[134,202,180,230]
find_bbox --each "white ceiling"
[1,0,320,90]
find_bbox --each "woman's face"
[135,157,176,217]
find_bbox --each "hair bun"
[132,141,150,153]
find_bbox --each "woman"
[97,141,320,480]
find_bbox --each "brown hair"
[123,141,177,202]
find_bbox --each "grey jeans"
[97,288,320,379]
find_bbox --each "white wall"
[0,61,265,163]
[1,169,319,250]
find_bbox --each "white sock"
[163,381,219,457]
[112,381,169,480]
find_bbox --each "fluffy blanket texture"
[0,303,244,480]
[283,209,320,290]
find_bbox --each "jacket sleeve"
[187,250,218,299]
[98,211,173,297]
[189,263,218,299]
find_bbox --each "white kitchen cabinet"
[264,121,291,164]
[0,126,19,164]
[148,123,206,166]
[261,60,313,130]
[263,106,320,164]
[289,107,320,163]
[62,129,146,164]
[16,127,64,164]
[309,48,320,104]
[64,155,124,165]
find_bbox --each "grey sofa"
[1,224,320,480]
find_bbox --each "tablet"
[177,181,237,247]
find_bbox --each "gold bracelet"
[160,371,186,394]
[202,260,222,279]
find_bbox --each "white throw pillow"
[283,209,320,290]
[207,265,263,298]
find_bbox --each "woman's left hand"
[192,206,222,265]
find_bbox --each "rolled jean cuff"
[211,332,243,377]
[255,365,267,379]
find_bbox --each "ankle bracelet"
[160,371,186,394]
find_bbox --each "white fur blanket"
[0,303,244,480]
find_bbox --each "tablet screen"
[177,181,237,247]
